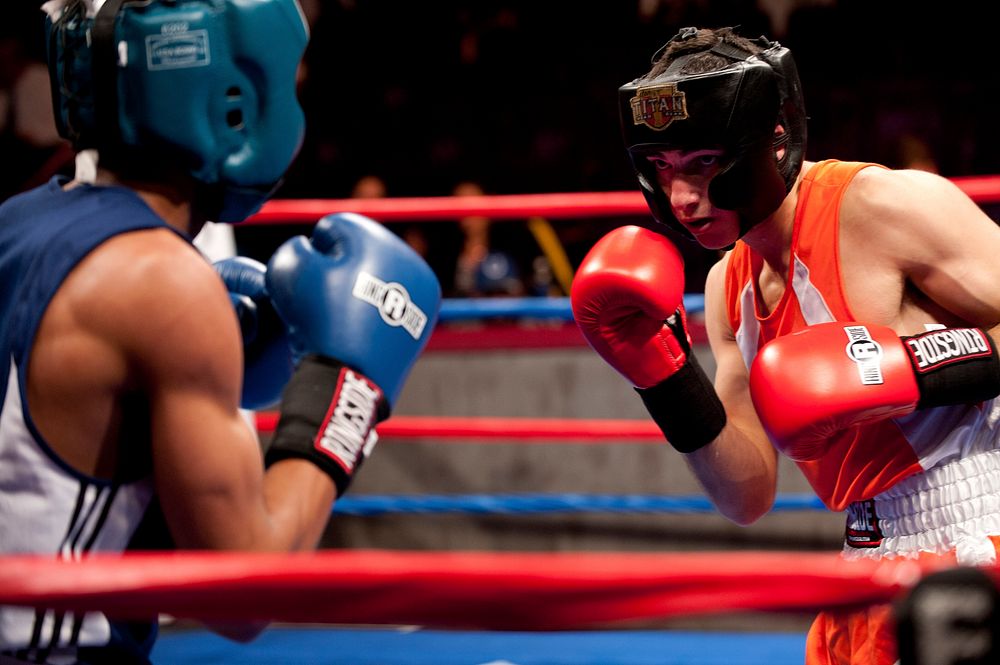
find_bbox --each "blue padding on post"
[437,295,705,322]
[152,627,806,665]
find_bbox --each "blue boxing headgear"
[618,28,807,241]
[45,0,308,223]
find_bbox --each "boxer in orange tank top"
[571,27,1000,665]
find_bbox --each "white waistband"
[843,449,1000,564]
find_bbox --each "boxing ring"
[8,181,1000,664]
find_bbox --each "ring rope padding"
[0,549,948,629]
[245,182,1000,224]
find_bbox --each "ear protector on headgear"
[46,0,309,222]
[618,28,807,241]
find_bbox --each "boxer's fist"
[571,225,688,389]
[750,322,1000,461]
[571,225,725,452]
[264,213,442,495]
[214,257,293,410]
[267,213,441,407]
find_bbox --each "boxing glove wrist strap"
[636,356,726,453]
[902,327,1000,409]
[265,355,388,497]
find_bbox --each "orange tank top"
[724,160,1000,510]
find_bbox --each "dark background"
[4,0,999,292]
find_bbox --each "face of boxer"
[645,147,741,249]
[645,124,790,250]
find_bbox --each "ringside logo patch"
[352,271,428,340]
[845,499,884,548]
[314,369,381,474]
[904,328,992,373]
[843,325,885,385]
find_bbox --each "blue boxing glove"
[214,257,294,410]
[264,213,442,495]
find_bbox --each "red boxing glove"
[571,225,687,388]
[750,322,1000,461]
[571,225,725,452]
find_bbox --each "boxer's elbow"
[721,502,770,526]
[689,462,776,526]
[714,485,775,526]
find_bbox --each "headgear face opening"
[45,0,309,223]
[618,28,807,242]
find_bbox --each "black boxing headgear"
[618,28,807,241]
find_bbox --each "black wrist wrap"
[636,354,726,453]
[902,328,1000,410]
[265,355,388,496]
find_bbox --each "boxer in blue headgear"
[46,0,307,222]
[618,26,807,243]
[0,2,441,661]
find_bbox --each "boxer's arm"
[113,236,336,552]
[845,168,1000,332]
[682,259,778,525]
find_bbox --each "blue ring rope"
[437,295,705,322]
[332,493,825,516]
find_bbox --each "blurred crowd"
[4,0,999,295]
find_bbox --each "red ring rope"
[254,413,665,439]
[246,181,1000,224]
[246,192,649,223]
[0,550,951,630]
